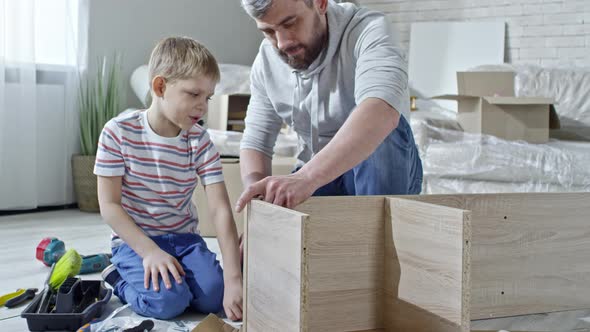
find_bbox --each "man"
[235,0,422,213]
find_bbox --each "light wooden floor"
[1,210,589,331]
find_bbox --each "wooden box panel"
[404,193,590,319]
[244,197,470,332]
[243,193,590,330]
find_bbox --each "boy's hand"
[142,248,186,292]
[223,277,243,321]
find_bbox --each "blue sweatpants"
[110,233,224,320]
[312,115,423,196]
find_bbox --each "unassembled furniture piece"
[243,193,590,331]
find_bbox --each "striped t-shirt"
[93,110,224,241]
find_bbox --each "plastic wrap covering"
[410,113,590,195]
[208,128,298,158]
[409,103,462,148]
[426,178,590,194]
[215,64,251,95]
[408,62,590,194]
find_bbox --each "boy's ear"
[151,76,166,97]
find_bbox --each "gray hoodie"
[240,0,410,163]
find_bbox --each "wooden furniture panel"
[404,193,590,319]
[243,193,590,330]
[385,197,471,332]
[243,200,308,332]
[298,197,385,331]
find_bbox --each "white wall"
[88,0,263,108]
[358,0,590,67]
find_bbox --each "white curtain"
[0,0,88,210]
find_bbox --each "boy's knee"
[135,283,192,319]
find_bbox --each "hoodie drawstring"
[291,71,299,130]
[292,70,322,158]
[310,76,320,156]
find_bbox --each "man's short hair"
[148,36,220,84]
[241,0,313,19]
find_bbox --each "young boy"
[95,37,242,321]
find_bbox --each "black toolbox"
[21,279,112,331]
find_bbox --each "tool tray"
[21,280,112,331]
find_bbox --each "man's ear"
[315,0,328,15]
[152,76,166,98]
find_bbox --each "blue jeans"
[110,233,224,320]
[311,115,422,196]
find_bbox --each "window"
[2,0,80,66]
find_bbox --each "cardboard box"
[207,94,250,132]
[194,157,296,236]
[243,193,590,331]
[433,72,558,143]
[192,314,240,332]
[456,71,516,97]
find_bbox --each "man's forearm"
[239,148,272,188]
[299,98,400,187]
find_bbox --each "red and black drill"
[36,237,111,274]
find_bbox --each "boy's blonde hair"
[148,37,220,84]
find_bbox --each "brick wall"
[357,0,590,66]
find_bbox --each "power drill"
[36,237,111,274]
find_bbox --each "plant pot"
[71,155,99,212]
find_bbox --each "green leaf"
[77,53,124,155]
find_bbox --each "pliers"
[0,288,38,308]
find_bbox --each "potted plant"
[72,55,122,212]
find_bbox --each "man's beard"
[277,17,326,70]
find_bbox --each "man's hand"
[223,276,243,321]
[235,171,320,212]
[142,247,185,292]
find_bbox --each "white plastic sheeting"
[412,119,590,194]
[208,128,298,158]
[215,64,251,95]
[426,178,590,194]
[410,64,590,194]
[413,121,590,193]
